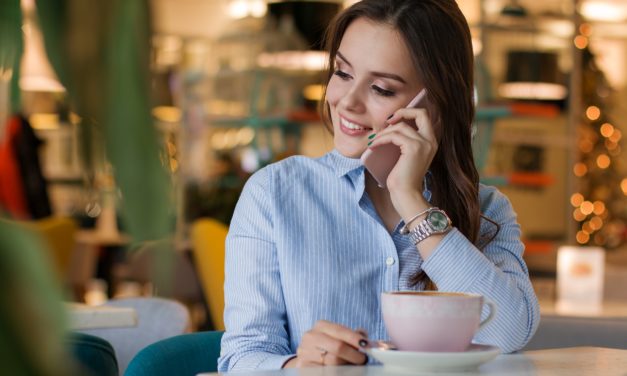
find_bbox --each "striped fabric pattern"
[218,149,540,372]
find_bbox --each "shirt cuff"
[421,228,492,291]
[257,353,297,371]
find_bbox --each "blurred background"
[1,0,627,373]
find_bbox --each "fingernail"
[367,141,372,146]
[359,339,369,348]
[368,133,376,139]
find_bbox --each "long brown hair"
[321,0,481,287]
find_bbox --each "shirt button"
[386,257,395,266]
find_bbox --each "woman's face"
[326,18,423,158]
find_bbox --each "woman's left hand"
[367,107,438,217]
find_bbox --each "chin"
[335,144,364,159]
[332,125,366,159]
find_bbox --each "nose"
[338,85,366,113]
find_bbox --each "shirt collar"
[327,149,365,178]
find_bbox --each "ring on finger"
[315,346,328,365]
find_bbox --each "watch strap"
[407,208,452,245]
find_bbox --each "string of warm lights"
[571,22,627,248]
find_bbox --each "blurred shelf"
[480,172,555,187]
[523,239,557,255]
[476,102,561,121]
[46,173,83,186]
[209,108,319,128]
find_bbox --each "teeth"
[342,118,366,130]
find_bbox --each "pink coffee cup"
[381,291,496,352]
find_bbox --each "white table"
[67,303,137,330]
[200,347,627,376]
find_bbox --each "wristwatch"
[408,207,452,245]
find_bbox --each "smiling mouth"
[341,117,372,131]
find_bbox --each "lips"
[339,116,372,136]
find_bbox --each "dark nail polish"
[368,133,376,139]
[359,339,369,348]
[367,141,372,146]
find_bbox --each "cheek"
[371,102,398,128]
[325,76,345,107]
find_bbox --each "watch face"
[428,210,450,232]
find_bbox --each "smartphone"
[361,88,428,188]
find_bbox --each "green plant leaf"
[35,0,173,242]
[104,0,173,242]
[0,0,22,112]
[0,221,70,375]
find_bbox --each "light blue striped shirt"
[218,150,540,372]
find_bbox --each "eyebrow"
[336,51,407,84]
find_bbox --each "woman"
[218,0,539,371]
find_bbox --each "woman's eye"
[371,85,395,97]
[333,70,352,80]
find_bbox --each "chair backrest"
[77,297,190,375]
[68,332,119,376]
[25,216,78,282]
[190,218,228,330]
[125,331,224,376]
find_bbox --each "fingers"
[296,321,368,367]
[370,108,436,152]
[369,126,435,155]
[388,107,435,141]
[315,320,368,350]
[367,108,438,193]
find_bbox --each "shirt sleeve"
[420,187,540,353]
[217,167,295,372]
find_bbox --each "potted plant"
[0,0,173,373]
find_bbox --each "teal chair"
[68,332,119,376]
[124,331,223,376]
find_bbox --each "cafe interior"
[1,0,627,375]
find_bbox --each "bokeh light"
[596,154,610,169]
[573,208,587,222]
[576,231,590,244]
[570,193,584,207]
[590,216,603,230]
[573,163,588,177]
[586,106,600,120]
[580,201,594,215]
[579,23,592,36]
[592,201,606,215]
[609,129,622,143]
[574,35,588,49]
[600,123,614,138]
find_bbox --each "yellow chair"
[26,216,79,283]
[190,218,228,330]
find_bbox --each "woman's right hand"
[283,320,369,367]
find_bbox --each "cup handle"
[478,298,497,330]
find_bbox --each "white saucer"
[367,344,501,373]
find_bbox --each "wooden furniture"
[73,229,132,298]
